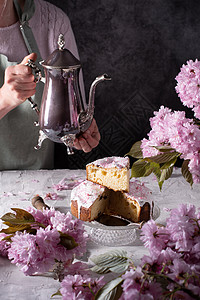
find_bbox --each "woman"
[0,0,100,170]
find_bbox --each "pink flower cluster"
[121,204,200,299]
[60,274,104,300]
[8,226,60,275]
[0,233,10,257]
[0,208,88,276]
[175,59,200,119]
[56,260,105,299]
[120,266,163,299]
[141,106,200,183]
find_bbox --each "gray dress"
[0,54,54,170]
[0,0,81,170]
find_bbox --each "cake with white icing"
[86,156,130,192]
[107,180,153,223]
[70,180,110,221]
[70,178,153,223]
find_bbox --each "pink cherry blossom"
[60,274,105,300]
[5,207,88,276]
[120,267,163,300]
[0,233,10,257]
[8,227,60,275]
[175,59,200,119]
[140,219,169,256]
[140,106,200,183]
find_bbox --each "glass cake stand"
[84,205,160,246]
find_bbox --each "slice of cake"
[107,180,153,223]
[71,178,153,223]
[86,156,130,192]
[70,180,110,222]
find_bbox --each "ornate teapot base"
[61,135,76,155]
[34,130,76,155]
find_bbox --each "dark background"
[46,0,200,169]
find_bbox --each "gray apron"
[0,0,54,170]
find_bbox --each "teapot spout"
[88,73,111,115]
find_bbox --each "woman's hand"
[73,119,101,152]
[0,53,37,119]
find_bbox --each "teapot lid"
[41,34,81,69]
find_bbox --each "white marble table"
[0,168,199,300]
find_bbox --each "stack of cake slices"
[70,156,153,223]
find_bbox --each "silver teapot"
[28,34,111,154]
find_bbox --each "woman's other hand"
[73,119,101,152]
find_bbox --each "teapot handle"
[25,59,42,83]
[25,59,43,115]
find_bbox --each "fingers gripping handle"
[26,59,42,83]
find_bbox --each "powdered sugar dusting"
[71,180,105,216]
[87,156,129,169]
[125,180,153,205]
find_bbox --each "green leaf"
[160,156,177,170]
[91,261,129,275]
[160,166,174,182]
[90,250,127,266]
[90,250,128,274]
[109,262,129,274]
[131,159,152,178]
[131,152,179,190]
[143,161,159,176]
[59,232,78,250]
[152,165,161,180]
[145,151,180,164]
[0,208,36,235]
[126,141,143,159]
[1,208,35,225]
[0,225,35,235]
[153,145,176,152]
[95,277,123,300]
[152,166,162,190]
[152,165,174,191]
[181,160,193,186]
[91,265,111,274]
[1,234,14,242]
